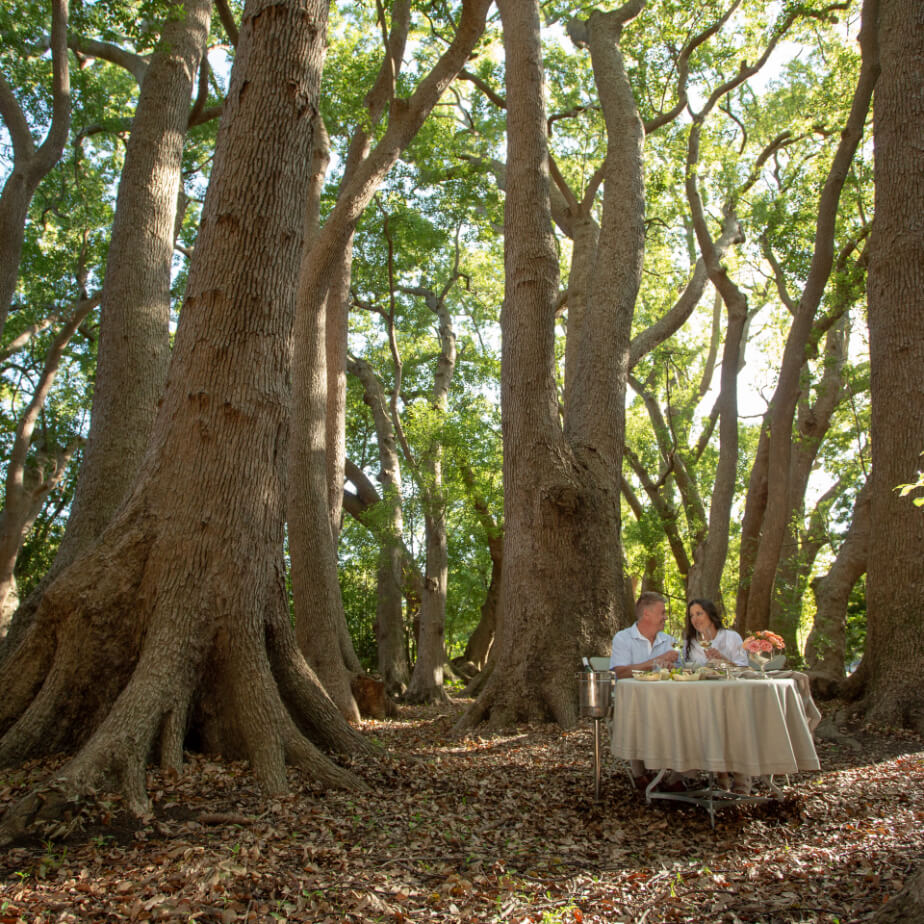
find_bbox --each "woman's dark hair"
[683,598,723,661]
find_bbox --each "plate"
[632,670,665,681]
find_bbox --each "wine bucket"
[577,670,613,718]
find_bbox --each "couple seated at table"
[609,591,750,795]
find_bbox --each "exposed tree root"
[0,524,375,846]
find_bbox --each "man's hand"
[653,650,679,668]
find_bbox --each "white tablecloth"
[610,677,820,777]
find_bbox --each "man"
[609,591,679,679]
[610,591,682,791]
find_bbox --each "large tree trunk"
[290,147,360,720]
[344,362,413,695]
[53,0,212,570]
[740,3,879,632]
[1,0,213,660]
[287,0,489,707]
[805,478,870,693]
[0,0,70,336]
[769,317,850,651]
[405,288,457,704]
[0,0,372,845]
[0,299,96,619]
[457,1,639,732]
[289,278,360,720]
[290,115,363,702]
[850,0,924,732]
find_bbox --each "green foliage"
[896,453,924,508]
[339,519,383,671]
[1,0,877,679]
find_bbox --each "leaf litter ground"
[1,696,922,923]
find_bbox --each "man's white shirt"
[610,622,677,670]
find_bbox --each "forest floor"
[0,694,922,924]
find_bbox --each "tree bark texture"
[741,2,879,632]
[288,0,489,706]
[805,478,870,689]
[0,298,96,619]
[458,1,640,732]
[406,292,456,704]
[345,364,413,695]
[0,0,373,843]
[1,0,216,665]
[290,184,360,721]
[858,0,924,732]
[52,0,214,575]
[0,0,70,336]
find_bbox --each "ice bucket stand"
[577,668,614,801]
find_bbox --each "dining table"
[609,673,820,821]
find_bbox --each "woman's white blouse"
[685,627,748,666]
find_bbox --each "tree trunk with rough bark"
[2,0,214,661]
[740,3,879,632]
[0,298,96,619]
[457,1,640,732]
[54,0,213,571]
[290,145,360,721]
[805,478,870,693]
[344,361,413,696]
[0,0,373,846]
[405,289,457,704]
[0,0,70,336]
[849,0,924,733]
[287,0,489,707]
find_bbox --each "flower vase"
[749,652,769,672]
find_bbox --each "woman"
[683,598,751,794]
[682,598,748,667]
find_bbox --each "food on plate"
[670,669,702,681]
[699,667,723,679]
[632,670,664,681]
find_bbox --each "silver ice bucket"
[577,670,613,718]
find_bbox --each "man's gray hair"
[635,591,666,621]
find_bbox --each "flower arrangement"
[743,630,785,670]
[742,630,785,655]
